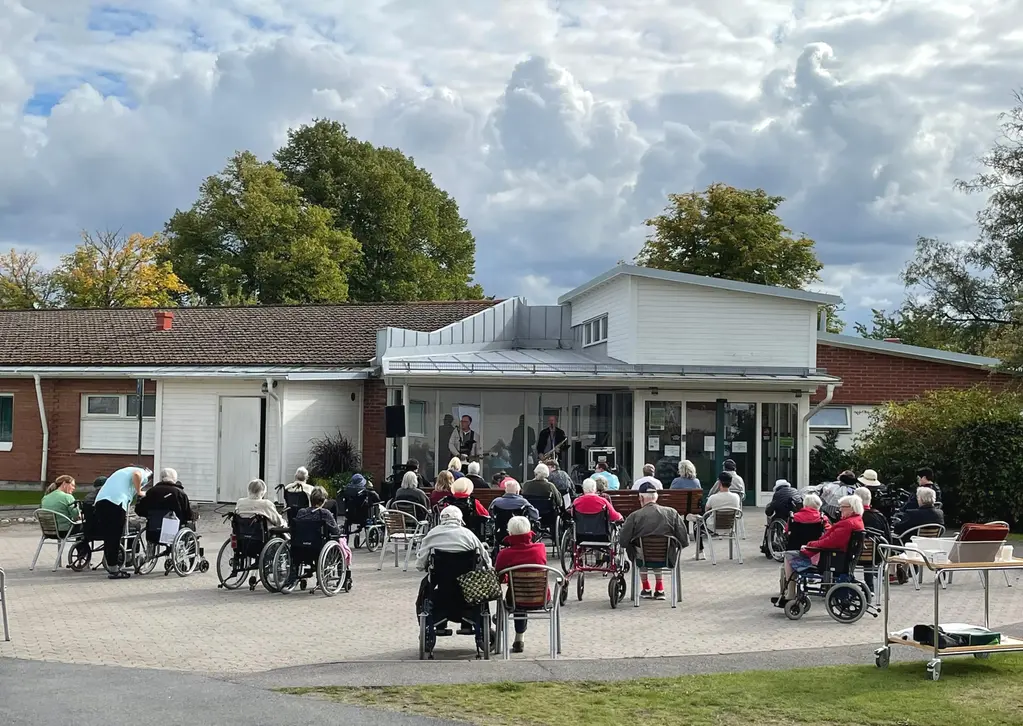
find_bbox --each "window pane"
[409,390,437,482]
[481,391,525,484]
[0,395,12,442]
[584,323,592,345]
[126,394,156,418]
[599,316,607,341]
[571,392,614,486]
[438,390,481,474]
[809,407,850,428]
[87,396,120,415]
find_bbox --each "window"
[0,394,12,451]
[808,406,851,429]
[581,315,608,348]
[126,394,157,418]
[80,393,156,454]
[408,400,427,437]
[86,395,121,416]
[84,394,156,419]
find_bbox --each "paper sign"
[648,408,665,430]
[703,436,716,452]
[664,445,681,458]
[731,441,748,454]
[779,436,794,449]
[647,436,660,451]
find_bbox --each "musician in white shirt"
[448,414,481,461]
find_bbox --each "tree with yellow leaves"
[52,231,190,308]
[0,249,58,309]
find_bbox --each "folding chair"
[0,565,9,641]
[497,564,565,659]
[629,535,683,608]
[31,509,83,572]
[377,508,428,572]
[698,507,743,565]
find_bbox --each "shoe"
[457,624,475,635]
[772,597,787,608]
[640,589,653,599]
[435,628,453,636]
[512,641,524,653]
[654,590,666,601]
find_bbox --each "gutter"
[802,383,837,426]
[265,377,285,488]
[33,374,49,483]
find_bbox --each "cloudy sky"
[2,1,1020,326]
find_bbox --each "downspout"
[802,383,836,424]
[33,375,49,483]
[265,377,284,489]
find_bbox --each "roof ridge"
[0,300,500,314]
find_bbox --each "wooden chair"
[497,564,565,659]
[376,508,427,572]
[629,535,683,608]
[31,509,84,572]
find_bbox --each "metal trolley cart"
[875,542,1023,680]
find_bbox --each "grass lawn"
[0,490,85,506]
[286,656,1023,726]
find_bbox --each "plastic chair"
[31,509,84,572]
[698,507,744,565]
[0,565,9,641]
[497,564,565,659]
[377,508,427,572]
[629,535,683,608]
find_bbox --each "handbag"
[457,567,502,606]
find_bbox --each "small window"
[809,406,851,429]
[0,394,12,446]
[126,394,156,418]
[584,324,592,345]
[582,315,608,348]
[408,400,427,437]
[86,396,121,416]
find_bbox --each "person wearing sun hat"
[858,469,883,489]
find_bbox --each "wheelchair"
[260,519,352,597]
[438,495,495,551]
[344,491,383,549]
[523,495,563,558]
[780,531,874,624]
[761,515,789,563]
[417,549,493,660]
[67,500,146,573]
[216,512,285,591]
[134,510,209,576]
[558,509,629,608]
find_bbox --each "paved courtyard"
[2,516,1022,676]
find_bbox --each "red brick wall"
[0,377,155,485]
[361,377,388,484]
[814,343,1017,405]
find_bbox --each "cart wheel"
[559,583,569,606]
[576,573,585,601]
[974,653,991,660]
[874,647,890,669]
[608,578,620,609]
[926,658,941,681]
[784,599,804,621]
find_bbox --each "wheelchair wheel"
[559,582,569,606]
[784,597,807,621]
[317,540,347,597]
[608,577,625,609]
[559,531,574,574]
[258,538,288,593]
[767,520,787,562]
[576,573,585,601]
[134,537,157,575]
[216,538,247,590]
[418,615,429,660]
[171,529,200,577]
[825,583,866,624]
[68,541,92,572]
[365,527,381,553]
[276,543,299,594]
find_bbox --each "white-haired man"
[235,478,285,528]
[619,482,689,600]
[522,463,565,517]
[285,466,314,500]
[135,467,195,528]
[631,463,662,490]
[465,460,489,490]
[416,505,490,571]
[489,480,540,523]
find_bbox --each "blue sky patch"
[87,6,155,36]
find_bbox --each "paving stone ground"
[2,516,1021,675]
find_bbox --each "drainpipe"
[33,375,49,483]
[802,384,836,424]
[265,377,284,488]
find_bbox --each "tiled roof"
[0,302,498,367]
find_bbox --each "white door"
[218,397,262,502]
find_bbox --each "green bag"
[457,567,502,606]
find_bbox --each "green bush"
[854,387,1023,527]
[809,430,857,486]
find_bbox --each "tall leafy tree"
[636,183,823,288]
[52,231,189,308]
[0,249,58,308]
[854,306,976,351]
[274,120,483,302]
[164,151,360,305]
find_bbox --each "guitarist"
[536,414,567,468]
[448,414,481,463]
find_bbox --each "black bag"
[457,567,502,606]
[913,624,967,649]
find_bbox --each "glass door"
[685,402,717,492]
[761,403,798,494]
[645,400,683,488]
[723,403,756,505]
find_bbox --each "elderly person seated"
[284,466,314,500]
[464,461,489,489]
[619,482,689,600]
[343,473,380,533]
[632,463,662,490]
[431,470,455,507]
[490,479,540,523]
[593,476,612,501]
[547,459,574,499]
[135,467,195,527]
[447,457,465,480]
[392,471,431,512]
[522,463,565,514]
[765,479,801,522]
[774,494,863,608]
[856,486,891,602]
[892,486,944,539]
[901,467,942,512]
[41,475,83,536]
[234,478,285,528]
[816,470,859,522]
[670,460,701,490]
[571,478,623,523]
[287,486,351,587]
[415,506,492,646]
[82,476,106,507]
[443,477,490,518]
[495,515,548,653]
[592,461,620,491]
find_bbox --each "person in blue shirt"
[94,466,150,579]
[592,462,621,491]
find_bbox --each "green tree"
[164,151,360,305]
[854,305,976,351]
[635,183,823,288]
[274,120,483,302]
[52,231,189,308]
[0,249,57,308]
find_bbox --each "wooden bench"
[420,487,503,509]
[608,490,702,518]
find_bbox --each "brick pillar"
[361,378,388,484]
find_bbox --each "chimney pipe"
[883,337,901,344]
[154,311,174,331]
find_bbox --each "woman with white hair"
[774,494,863,608]
[521,462,564,516]
[447,457,464,480]
[464,461,488,489]
[670,460,701,490]
[392,470,431,511]
[495,516,548,653]
[234,478,285,527]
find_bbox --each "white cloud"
[2,0,1023,326]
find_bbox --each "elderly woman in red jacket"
[494,516,547,653]
[776,494,864,607]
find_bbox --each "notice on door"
[664,445,682,458]
[647,436,660,451]
[778,436,794,449]
[703,436,715,452]
[731,441,748,454]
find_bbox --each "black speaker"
[384,405,406,438]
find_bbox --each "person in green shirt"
[41,475,82,535]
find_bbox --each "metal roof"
[557,264,843,306]
[817,333,1002,370]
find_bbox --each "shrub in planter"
[308,430,362,480]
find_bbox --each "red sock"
[641,578,650,590]
[655,581,665,592]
